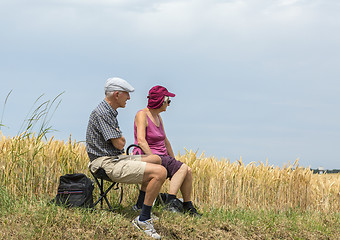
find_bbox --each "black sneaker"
[184,206,202,217]
[155,193,168,206]
[165,199,184,213]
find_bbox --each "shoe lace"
[144,219,156,230]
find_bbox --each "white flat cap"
[104,77,135,93]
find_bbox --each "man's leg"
[133,163,166,239]
[137,163,166,221]
[141,154,161,165]
[134,155,162,209]
[142,163,167,206]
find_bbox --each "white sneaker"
[132,216,161,239]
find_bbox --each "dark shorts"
[160,155,184,179]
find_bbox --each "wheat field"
[0,132,339,212]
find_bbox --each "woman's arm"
[164,137,175,158]
[159,116,175,158]
[135,110,153,155]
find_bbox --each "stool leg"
[91,172,121,211]
[100,178,104,209]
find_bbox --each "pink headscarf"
[147,85,175,109]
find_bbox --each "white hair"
[105,91,122,97]
[163,96,169,102]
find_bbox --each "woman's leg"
[179,167,193,202]
[168,164,188,195]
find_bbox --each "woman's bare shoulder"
[135,109,148,125]
[136,108,148,117]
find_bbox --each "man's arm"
[111,135,126,150]
[110,126,126,150]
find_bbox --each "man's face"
[117,91,130,108]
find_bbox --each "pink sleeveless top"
[133,112,168,155]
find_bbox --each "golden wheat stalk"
[1,132,339,212]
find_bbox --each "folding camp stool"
[90,168,123,211]
[89,144,141,211]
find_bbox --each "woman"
[133,85,199,216]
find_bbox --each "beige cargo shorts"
[88,154,146,184]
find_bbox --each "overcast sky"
[1,0,339,169]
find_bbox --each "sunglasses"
[163,96,171,105]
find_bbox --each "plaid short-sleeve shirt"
[86,100,124,161]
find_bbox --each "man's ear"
[114,91,120,98]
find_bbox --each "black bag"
[52,173,94,208]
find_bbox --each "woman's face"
[160,96,171,111]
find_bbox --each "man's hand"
[111,135,126,150]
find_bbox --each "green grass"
[1,93,339,239]
[1,187,339,240]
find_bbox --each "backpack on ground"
[52,173,94,208]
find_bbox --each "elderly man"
[86,77,166,239]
